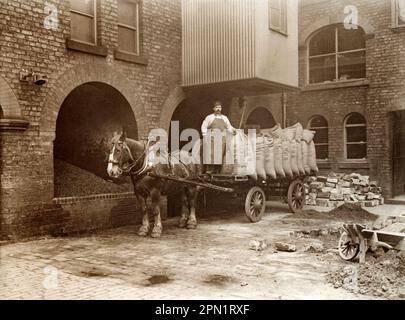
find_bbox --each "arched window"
[308,115,328,160]
[308,24,366,84]
[344,113,367,160]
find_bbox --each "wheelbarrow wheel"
[338,230,360,261]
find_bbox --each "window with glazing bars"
[70,0,97,45]
[117,0,140,55]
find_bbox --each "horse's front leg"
[178,190,189,228]
[150,189,163,238]
[186,187,198,229]
[137,195,150,237]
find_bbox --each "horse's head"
[107,132,145,178]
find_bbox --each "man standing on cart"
[201,101,237,174]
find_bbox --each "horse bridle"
[109,140,151,176]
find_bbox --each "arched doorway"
[167,97,233,217]
[168,97,232,151]
[169,99,204,151]
[245,107,276,130]
[54,82,138,197]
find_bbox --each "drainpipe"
[282,92,287,128]
[239,96,247,129]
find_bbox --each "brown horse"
[107,132,201,238]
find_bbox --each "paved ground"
[0,202,400,300]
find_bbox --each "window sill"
[391,25,405,33]
[269,27,288,37]
[302,79,369,92]
[317,161,332,169]
[66,39,108,57]
[338,161,369,169]
[0,118,29,131]
[114,50,148,65]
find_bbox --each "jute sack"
[256,136,267,180]
[301,141,311,175]
[231,132,257,179]
[268,124,283,139]
[293,123,305,175]
[295,123,304,142]
[290,140,300,177]
[273,138,285,178]
[264,136,276,179]
[282,139,293,178]
[308,140,319,173]
[296,140,305,175]
[284,125,297,141]
[302,129,315,144]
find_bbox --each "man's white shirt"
[201,114,235,136]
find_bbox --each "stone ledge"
[338,161,370,169]
[391,26,405,34]
[317,161,332,169]
[302,79,369,91]
[0,118,29,131]
[53,192,136,205]
[66,39,108,57]
[114,50,148,65]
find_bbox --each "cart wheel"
[287,179,305,213]
[245,187,266,223]
[338,231,360,261]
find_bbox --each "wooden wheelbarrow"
[338,223,405,263]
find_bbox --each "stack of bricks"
[305,173,384,208]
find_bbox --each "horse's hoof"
[138,227,149,237]
[151,231,162,238]
[187,222,197,229]
[138,230,148,237]
[151,226,162,238]
[178,219,187,228]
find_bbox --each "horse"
[107,131,201,238]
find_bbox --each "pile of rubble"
[327,250,405,299]
[305,173,383,208]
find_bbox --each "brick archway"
[0,76,22,118]
[158,86,186,132]
[243,105,279,128]
[40,63,149,141]
[0,76,29,131]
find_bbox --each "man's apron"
[203,117,227,166]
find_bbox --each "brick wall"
[0,0,182,239]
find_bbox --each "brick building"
[230,0,405,202]
[0,0,184,239]
[1,0,404,239]
[286,0,405,200]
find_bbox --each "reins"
[109,139,151,177]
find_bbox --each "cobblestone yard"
[0,203,380,300]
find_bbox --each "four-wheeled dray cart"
[154,172,307,222]
[195,174,307,222]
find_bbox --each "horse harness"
[111,139,191,184]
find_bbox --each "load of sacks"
[224,123,319,180]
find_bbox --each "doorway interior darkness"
[392,110,405,198]
[245,107,276,130]
[54,82,138,197]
